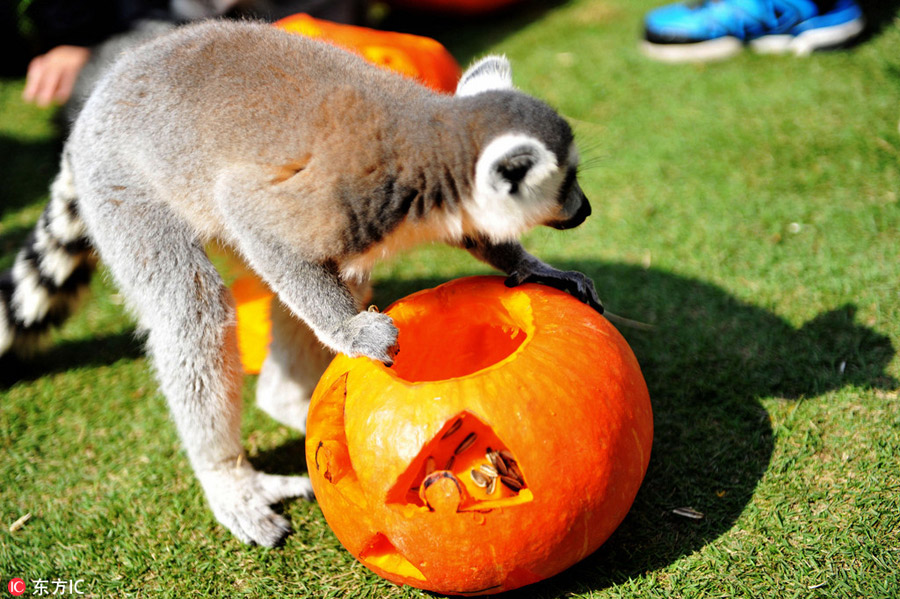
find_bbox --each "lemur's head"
[456,56,591,243]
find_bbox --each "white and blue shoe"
[642,0,866,62]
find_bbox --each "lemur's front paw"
[199,461,314,547]
[506,266,604,314]
[336,311,400,366]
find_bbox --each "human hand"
[23,45,91,107]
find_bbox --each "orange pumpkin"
[387,0,523,15]
[275,13,462,93]
[306,276,653,595]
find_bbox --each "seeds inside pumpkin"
[454,432,477,455]
[499,475,523,491]
[441,418,463,439]
[479,463,498,477]
[470,469,490,487]
[487,449,508,476]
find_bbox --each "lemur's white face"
[466,135,589,243]
[455,54,591,244]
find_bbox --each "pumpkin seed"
[504,459,524,484]
[486,476,497,495]
[479,463,498,477]
[470,469,490,488]
[441,418,463,439]
[487,450,508,476]
[672,507,704,520]
[499,475,523,492]
[425,456,436,475]
[445,455,455,471]
[454,432,477,455]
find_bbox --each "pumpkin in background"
[387,0,524,15]
[226,15,462,374]
[275,13,462,93]
[306,276,653,595]
[231,274,275,375]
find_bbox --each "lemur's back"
[70,20,439,239]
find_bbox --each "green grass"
[2,1,899,596]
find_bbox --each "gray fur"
[2,20,600,546]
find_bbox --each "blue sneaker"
[642,0,865,62]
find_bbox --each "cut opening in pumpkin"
[386,411,532,512]
[359,533,426,581]
[388,291,532,383]
[307,373,367,507]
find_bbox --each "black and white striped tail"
[0,153,95,355]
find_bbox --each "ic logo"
[7,578,26,596]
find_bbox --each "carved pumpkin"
[306,276,653,595]
[275,13,462,93]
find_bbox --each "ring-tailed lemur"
[0,20,603,547]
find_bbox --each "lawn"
[2,0,899,597]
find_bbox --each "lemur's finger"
[504,271,527,287]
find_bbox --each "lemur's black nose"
[549,186,591,230]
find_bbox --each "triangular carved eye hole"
[386,411,532,511]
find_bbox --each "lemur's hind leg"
[256,300,333,433]
[256,281,372,433]
[77,188,312,547]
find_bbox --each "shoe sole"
[641,36,743,63]
[641,16,865,62]
[750,17,865,55]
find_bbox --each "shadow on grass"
[0,134,62,219]
[251,438,310,477]
[856,1,900,44]
[366,262,895,597]
[0,331,144,388]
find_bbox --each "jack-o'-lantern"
[275,13,461,93]
[306,276,653,594]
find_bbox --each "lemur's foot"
[505,265,604,314]
[199,460,314,547]
[335,311,400,366]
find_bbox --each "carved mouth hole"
[359,533,426,581]
[388,292,530,383]
[386,411,532,512]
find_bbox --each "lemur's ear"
[479,135,557,195]
[456,55,514,97]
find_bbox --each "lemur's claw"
[505,267,604,315]
[504,271,527,288]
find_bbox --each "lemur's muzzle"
[548,182,591,230]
